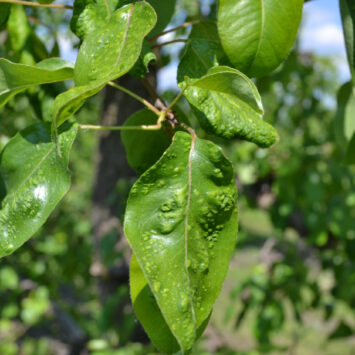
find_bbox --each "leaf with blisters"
[340,0,355,83]
[121,109,171,174]
[0,58,74,108]
[130,253,211,354]
[124,131,238,351]
[0,122,78,259]
[180,66,278,148]
[70,0,119,40]
[218,0,303,78]
[51,82,104,128]
[74,2,156,86]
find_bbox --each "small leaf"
[129,40,156,79]
[7,5,31,53]
[0,58,74,108]
[180,66,278,148]
[130,253,211,354]
[218,0,303,77]
[74,2,157,86]
[124,131,238,351]
[340,0,355,82]
[51,82,104,128]
[121,109,171,174]
[0,122,78,259]
[70,0,119,40]
[334,81,355,149]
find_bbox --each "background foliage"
[0,1,354,354]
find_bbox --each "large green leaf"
[130,253,211,354]
[51,82,104,128]
[0,58,74,108]
[70,0,120,40]
[0,122,78,259]
[180,66,278,148]
[121,109,171,174]
[74,2,156,86]
[334,81,355,149]
[340,0,355,82]
[124,131,238,351]
[218,0,303,77]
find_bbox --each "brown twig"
[0,0,73,9]
[148,20,200,42]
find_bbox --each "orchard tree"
[0,0,354,353]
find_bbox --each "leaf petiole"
[79,123,162,132]
[108,81,161,116]
[148,20,200,42]
[0,0,73,9]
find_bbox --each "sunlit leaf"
[218,0,303,77]
[0,122,78,259]
[125,131,238,351]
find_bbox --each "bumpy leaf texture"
[125,131,238,352]
[0,58,74,108]
[74,2,156,86]
[0,122,78,259]
[218,0,303,78]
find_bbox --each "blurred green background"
[0,1,354,354]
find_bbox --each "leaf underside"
[125,131,238,352]
[0,122,78,259]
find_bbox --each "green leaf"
[7,5,31,53]
[180,66,278,148]
[340,0,355,82]
[0,122,78,259]
[124,131,238,351]
[334,81,355,149]
[145,0,177,37]
[70,0,119,40]
[51,82,104,128]
[344,132,355,165]
[0,4,11,30]
[217,0,303,77]
[74,2,157,86]
[0,58,74,108]
[129,40,156,79]
[121,109,171,174]
[130,253,211,354]
[177,21,228,82]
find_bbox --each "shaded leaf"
[180,66,278,148]
[146,0,176,37]
[334,81,355,149]
[74,2,156,86]
[70,0,119,40]
[340,0,355,82]
[0,4,11,30]
[0,58,74,108]
[130,253,211,354]
[121,109,171,174]
[51,82,104,128]
[124,131,238,351]
[129,40,156,79]
[218,0,303,77]
[0,122,78,259]
[344,132,355,165]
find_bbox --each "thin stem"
[148,20,200,42]
[0,0,73,9]
[165,85,188,112]
[108,81,161,116]
[103,0,111,19]
[152,39,187,50]
[79,124,162,131]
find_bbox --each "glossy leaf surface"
[125,131,238,351]
[218,0,303,77]
[70,0,119,40]
[121,109,171,174]
[180,66,278,148]
[340,0,355,82]
[130,253,211,353]
[51,82,103,128]
[0,122,78,259]
[0,58,74,108]
[74,2,156,86]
